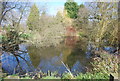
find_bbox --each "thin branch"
[61,60,74,78]
[0,4,17,25]
[15,54,34,71]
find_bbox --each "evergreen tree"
[27,4,40,31]
[64,0,79,19]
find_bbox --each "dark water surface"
[1,42,93,75]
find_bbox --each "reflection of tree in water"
[27,46,41,68]
[28,46,61,68]
[28,39,90,72]
[62,34,88,69]
[64,48,86,69]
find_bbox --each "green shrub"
[19,33,31,39]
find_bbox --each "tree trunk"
[0,2,3,26]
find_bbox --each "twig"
[59,56,74,78]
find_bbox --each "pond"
[1,37,93,75]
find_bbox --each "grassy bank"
[3,72,109,80]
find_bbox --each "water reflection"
[27,43,91,74]
[2,52,34,74]
[2,40,92,75]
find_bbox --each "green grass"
[40,72,109,80]
[2,72,110,80]
[42,76,61,79]
[75,72,109,80]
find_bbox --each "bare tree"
[0,0,31,76]
[0,0,31,27]
[86,2,118,48]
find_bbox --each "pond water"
[1,38,93,75]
